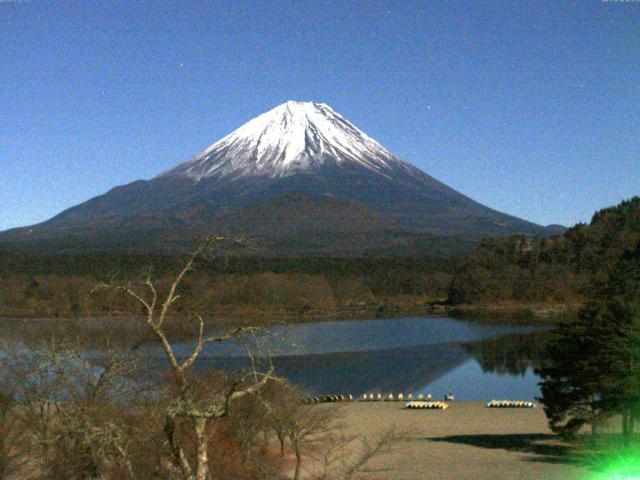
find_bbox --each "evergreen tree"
[537,243,640,438]
[601,245,640,437]
[537,303,613,436]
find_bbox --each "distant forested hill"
[448,197,640,305]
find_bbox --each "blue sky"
[1,0,638,231]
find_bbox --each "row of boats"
[302,394,537,409]
[361,393,439,402]
[406,401,449,410]
[486,400,536,408]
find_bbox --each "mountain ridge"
[0,101,561,255]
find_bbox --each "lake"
[0,316,551,401]
[152,316,551,401]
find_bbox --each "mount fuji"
[0,101,559,254]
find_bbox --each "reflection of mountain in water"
[461,332,551,376]
[163,317,542,358]
[197,342,470,396]
[94,319,551,398]
[196,332,551,396]
[0,317,551,400]
[278,342,472,395]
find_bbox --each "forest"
[0,197,637,322]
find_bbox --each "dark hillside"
[448,197,640,306]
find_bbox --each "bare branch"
[228,367,276,403]
[202,326,261,345]
[181,313,206,370]
[157,239,213,328]
[144,274,158,313]
[93,283,154,319]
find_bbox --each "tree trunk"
[622,409,630,442]
[590,399,599,436]
[292,441,302,480]
[195,417,210,480]
[39,403,51,466]
[0,432,7,480]
[164,416,196,480]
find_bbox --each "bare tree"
[0,350,30,479]
[94,237,275,480]
[47,345,151,479]
[0,337,151,479]
[258,384,407,480]
[258,383,337,480]
[310,427,407,480]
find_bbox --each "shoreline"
[330,401,589,479]
[0,301,577,325]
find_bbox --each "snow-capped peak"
[160,101,412,180]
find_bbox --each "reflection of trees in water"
[462,332,551,376]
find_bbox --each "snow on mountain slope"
[159,101,415,180]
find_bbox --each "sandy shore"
[326,401,589,480]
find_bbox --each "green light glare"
[589,445,640,480]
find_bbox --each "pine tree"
[601,245,640,438]
[537,304,611,436]
[537,244,640,438]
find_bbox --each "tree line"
[0,197,638,321]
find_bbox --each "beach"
[328,401,589,480]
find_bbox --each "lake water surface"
[0,316,551,401]
[162,316,551,401]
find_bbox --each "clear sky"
[1,0,638,231]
